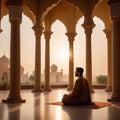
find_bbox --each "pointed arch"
[50,20,69,74]
[22,4,36,24]
[42,0,83,33]
[74,17,86,74]
[92,16,107,76]
[93,0,111,30]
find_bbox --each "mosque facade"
[0,54,28,85]
[32,64,68,85]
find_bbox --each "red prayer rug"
[46,101,111,109]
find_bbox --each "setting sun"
[56,47,69,61]
[1,15,107,75]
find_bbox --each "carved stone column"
[108,1,120,102]
[43,31,52,91]
[2,6,25,103]
[66,32,77,91]
[32,25,43,92]
[103,29,112,92]
[82,23,95,93]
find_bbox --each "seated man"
[62,67,92,105]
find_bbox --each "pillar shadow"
[107,104,120,120]
[62,105,92,120]
[0,103,5,120]
[33,93,41,120]
[7,103,21,120]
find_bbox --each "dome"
[0,54,10,67]
[51,64,57,72]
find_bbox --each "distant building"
[0,54,28,84]
[50,64,63,84]
[40,64,68,85]
[0,54,10,82]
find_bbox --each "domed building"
[50,64,63,84]
[0,54,28,84]
[41,64,65,84]
[0,54,10,82]
[51,64,57,72]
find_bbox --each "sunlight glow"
[0,15,107,76]
[56,47,69,62]
[55,90,63,120]
[56,107,62,120]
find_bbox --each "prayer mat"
[46,101,111,109]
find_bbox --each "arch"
[0,0,36,24]
[42,0,83,32]
[20,14,35,75]
[22,4,36,24]
[42,0,83,19]
[93,16,105,30]
[41,0,60,20]
[50,20,69,74]
[92,16,107,76]
[1,0,8,20]
[93,0,111,30]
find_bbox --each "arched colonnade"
[0,0,119,103]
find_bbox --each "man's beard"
[75,72,78,77]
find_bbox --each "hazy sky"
[0,14,107,76]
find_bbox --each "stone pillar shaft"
[2,6,25,103]
[44,31,52,91]
[66,32,76,90]
[108,1,120,102]
[32,26,43,92]
[111,19,120,100]
[103,29,112,92]
[82,24,94,92]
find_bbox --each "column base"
[107,92,120,102]
[90,88,95,93]
[44,87,52,91]
[105,88,112,92]
[67,87,73,91]
[32,88,44,92]
[2,98,26,103]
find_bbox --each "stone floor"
[0,89,120,120]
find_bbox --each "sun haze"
[0,15,107,76]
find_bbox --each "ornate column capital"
[82,23,95,34]
[65,32,77,42]
[82,23,95,41]
[32,24,43,39]
[43,31,53,41]
[7,6,23,23]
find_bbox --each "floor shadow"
[62,105,93,120]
